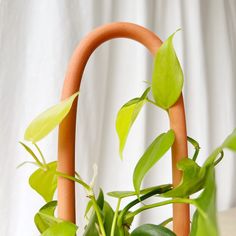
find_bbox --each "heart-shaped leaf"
[131,224,176,236]
[42,221,78,236]
[107,184,172,199]
[133,130,175,197]
[151,30,183,110]
[116,88,150,159]
[34,201,58,233]
[190,166,219,236]
[29,161,57,202]
[24,92,79,142]
[162,159,204,198]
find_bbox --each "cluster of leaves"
[19,31,236,236]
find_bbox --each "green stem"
[56,171,91,191]
[91,196,106,236]
[159,217,173,226]
[146,98,159,108]
[34,143,47,166]
[125,198,195,221]
[117,188,164,228]
[187,136,200,161]
[214,150,224,166]
[111,198,121,236]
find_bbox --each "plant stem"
[111,198,121,236]
[146,98,159,107]
[34,143,47,166]
[91,196,106,236]
[125,198,195,221]
[159,217,173,226]
[187,136,200,161]
[56,171,91,191]
[117,188,164,228]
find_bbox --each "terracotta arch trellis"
[57,22,190,236]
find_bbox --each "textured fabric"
[0,0,235,235]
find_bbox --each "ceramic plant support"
[20,22,236,236]
[59,22,189,235]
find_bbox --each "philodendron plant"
[19,31,236,236]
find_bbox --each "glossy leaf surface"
[24,92,79,142]
[29,161,57,202]
[133,130,175,196]
[116,88,150,159]
[42,221,78,236]
[34,201,58,233]
[190,167,218,236]
[152,30,183,110]
[131,224,176,236]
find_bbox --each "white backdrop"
[0,0,235,235]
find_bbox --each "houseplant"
[19,23,236,236]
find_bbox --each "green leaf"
[42,221,78,236]
[116,88,150,159]
[190,166,219,236]
[84,200,93,219]
[103,202,115,235]
[24,92,79,142]
[131,224,176,236]
[151,30,183,110]
[222,128,236,151]
[34,201,58,233]
[133,130,175,197]
[29,161,57,202]
[107,184,172,199]
[162,159,204,198]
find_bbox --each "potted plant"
[19,22,236,236]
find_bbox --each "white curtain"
[0,0,235,235]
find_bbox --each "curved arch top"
[58,22,190,236]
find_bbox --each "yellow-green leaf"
[29,161,57,202]
[190,167,219,236]
[152,30,183,110]
[222,128,236,151]
[42,221,78,236]
[116,88,150,159]
[24,92,79,142]
[34,201,58,233]
[162,159,204,198]
[133,130,175,197]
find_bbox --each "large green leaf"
[131,224,176,236]
[24,92,79,142]
[29,161,57,202]
[190,167,218,236]
[151,30,183,110]
[133,130,175,197]
[116,88,150,159]
[34,201,58,233]
[222,128,236,151]
[162,159,204,198]
[42,221,78,236]
[107,184,172,199]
